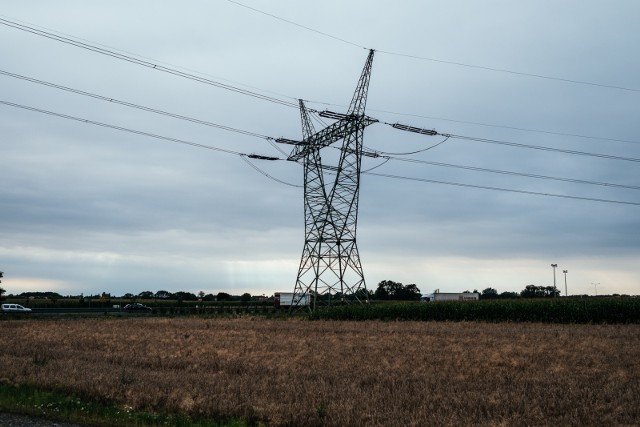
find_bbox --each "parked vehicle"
[1,303,32,313]
[274,292,311,308]
[123,303,151,311]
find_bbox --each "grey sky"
[1,1,639,297]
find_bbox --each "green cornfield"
[309,297,640,323]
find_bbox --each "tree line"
[372,281,566,301]
[1,282,622,305]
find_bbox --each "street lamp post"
[563,270,568,297]
[551,264,558,297]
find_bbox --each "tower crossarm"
[287,115,377,162]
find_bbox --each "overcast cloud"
[1,1,639,297]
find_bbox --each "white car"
[1,303,32,313]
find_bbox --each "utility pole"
[281,50,377,311]
[551,264,558,297]
[563,269,568,297]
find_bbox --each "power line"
[226,0,639,93]
[3,99,304,187]
[240,155,301,188]
[9,62,635,164]
[17,67,629,187]
[364,171,640,207]
[227,0,367,51]
[1,99,247,157]
[307,101,640,146]
[0,12,296,105]
[0,17,298,109]
[385,121,640,163]
[445,133,640,163]
[365,137,449,156]
[4,99,637,206]
[377,50,640,93]
[3,13,635,205]
[3,16,635,148]
[366,107,640,146]
[11,66,634,191]
[383,156,640,192]
[0,69,272,141]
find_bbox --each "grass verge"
[0,383,246,427]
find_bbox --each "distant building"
[420,291,480,302]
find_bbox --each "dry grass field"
[1,317,639,426]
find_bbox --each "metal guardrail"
[5,305,282,316]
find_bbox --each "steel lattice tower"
[287,50,377,311]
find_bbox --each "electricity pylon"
[281,50,377,311]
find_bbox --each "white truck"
[420,292,480,302]
[274,292,311,308]
[1,303,32,313]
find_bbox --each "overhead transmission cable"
[318,158,639,206]
[2,15,636,202]
[2,15,635,146]
[240,156,301,188]
[0,13,297,105]
[1,99,247,157]
[11,64,634,167]
[226,0,639,93]
[445,133,640,163]
[227,0,366,50]
[304,99,640,145]
[368,107,640,145]
[380,156,640,192]
[1,99,301,187]
[383,120,640,163]
[2,99,638,206]
[0,69,272,141]
[373,136,450,155]
[363,171,640,207]
[0,17,298,109]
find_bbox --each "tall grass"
[309,298,640,323]
[1,318,639,426]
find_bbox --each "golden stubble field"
[1,317,639,426]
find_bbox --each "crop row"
[309,297,640,323]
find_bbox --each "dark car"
[123,303,151,311]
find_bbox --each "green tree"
[374,280,399,300]
[155,290,172,299]
[481,287,499,299]
[138,291,154,299]
[353,288,373,301]
[216,292,231,301]
[399,284,422,301]
[0,287,5,302]
[241,292,251,303]
[500,291,519,299]
[521,284,544,298]
[521,284,559,298]
[544,286,561,298]
[374,280,421,301]
[174,291,197,301]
